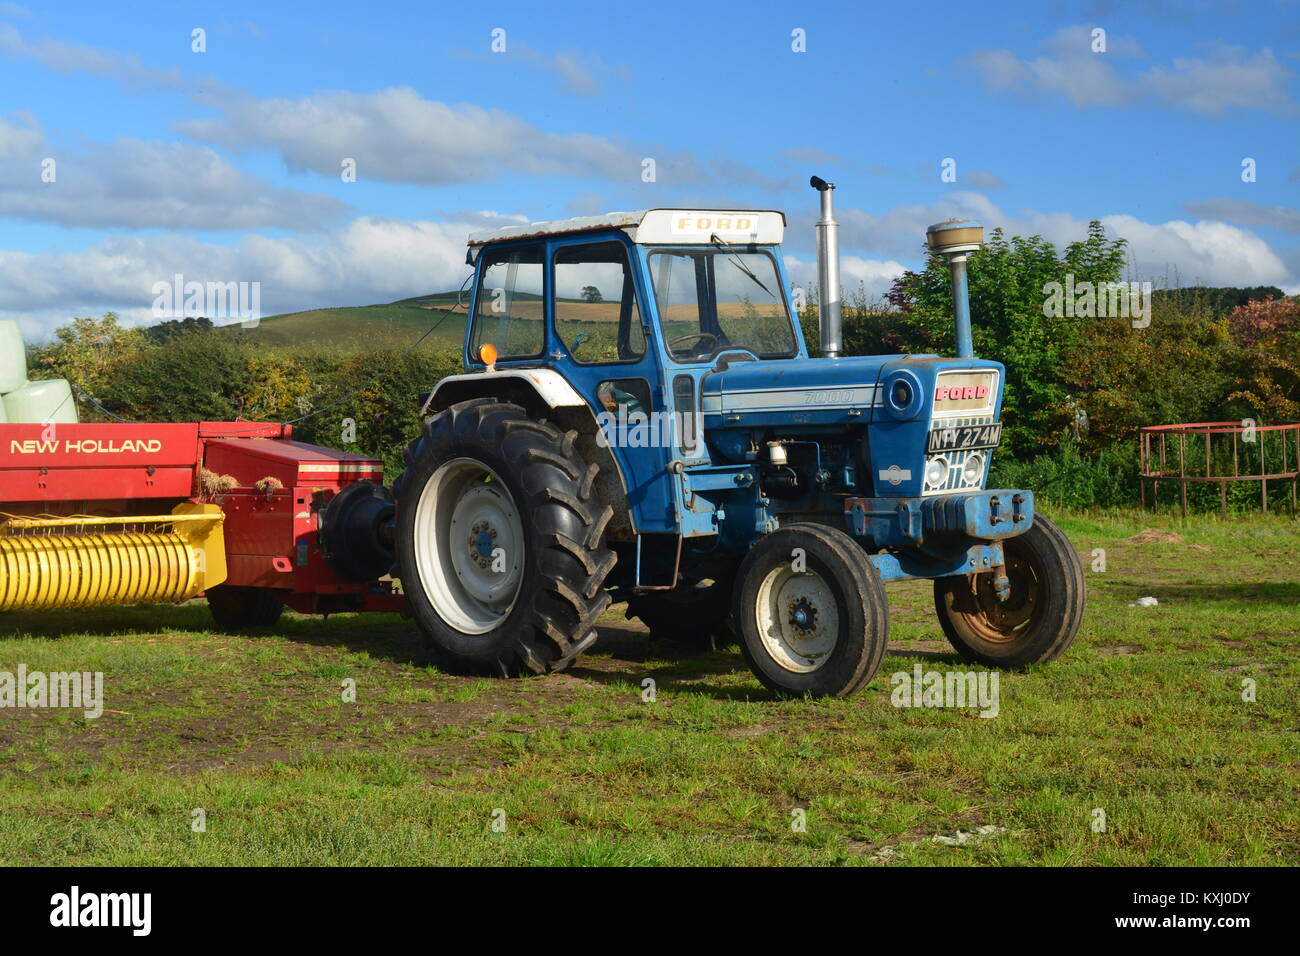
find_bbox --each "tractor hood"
[701,354,1006,429]
[701,356,893,428]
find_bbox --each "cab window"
[471,245,545,360]
[553,241,646,364]
[649,249,796,363]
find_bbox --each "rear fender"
[424,370,635,541]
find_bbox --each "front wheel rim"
[755,565,839,673]
[956,548,1040,642]
[412,457,524,634]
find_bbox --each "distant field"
[0,510,1295,866]
[220,292,469,352]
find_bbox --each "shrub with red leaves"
[1227,296,1300,347]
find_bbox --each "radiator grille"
[922,415,997,496]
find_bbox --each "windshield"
[648,249,797,362]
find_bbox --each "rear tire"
[733,523,888,698]
[206,585,284,632]
[394,399,616,676]
[933,514,1084,668]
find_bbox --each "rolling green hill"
[217,289,604,355]
[220,292,470,353]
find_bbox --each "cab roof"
[466,208,786,251]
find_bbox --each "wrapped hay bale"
[0,320,27,393]
[3,379,79,424]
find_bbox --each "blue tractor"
[393,178,1085,697]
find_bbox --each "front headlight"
[962,453,984,486]
[925,456,949,489]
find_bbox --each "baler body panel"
[0,417,399,615]
[0,422,202,504]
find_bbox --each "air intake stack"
[926,220,984,359]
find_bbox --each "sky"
[0,0,1297,340]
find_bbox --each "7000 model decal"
[928,422,1002,454]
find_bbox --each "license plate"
[928,422,1002,454]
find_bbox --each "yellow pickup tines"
[0,504,227,612]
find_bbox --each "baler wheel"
[733,523,889,698]
[206,585,284,632]
[933,514,1084,667]
[394,399,616,676]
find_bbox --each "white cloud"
[784,253,907,303]
[964,27,1132,107]
[177,86,775,190]
[1100,215,1289,286]
[1,27,756,191]
[177,87,641,186]
[453,44,623,97]
[4,202,1292,343]
[790,190,1003,260]
[965,170,1008,190]
[1182,198,1300,234]
[0,113,347,230]
[0,23,187,92]
[965,27,1297,116]
[0,217,478,342]
[1144,45,1298,116]
[1043,25,1145,59]
[0,110,41,158]
[791,191,1293,289]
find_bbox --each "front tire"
[394,399,616,676]
[733,524,888,698]
[933,514,1084,668]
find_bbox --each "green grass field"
[0,510,1295,866]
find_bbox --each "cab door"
[546,233,678,536]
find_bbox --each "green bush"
[889,222,1130,459]
[989,438,1139,510]
[292,347,462,477]
[99,331,259,422]
[62,318,463,475]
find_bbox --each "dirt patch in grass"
[1124,529,1186,544]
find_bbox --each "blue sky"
[0,0,1297,338]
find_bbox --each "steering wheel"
[667,331,718,357]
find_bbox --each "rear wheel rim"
[413,457,524,634]
[755,565,839,673]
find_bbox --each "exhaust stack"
[926,220,984,359]
[811,176,842,359]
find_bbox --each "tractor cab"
[447,209,804,557]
